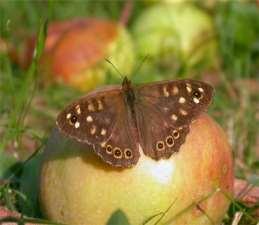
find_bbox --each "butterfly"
[56,78,214,168]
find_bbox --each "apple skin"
[40,114,233,225]
[24,19,135,92]
[132,3,217,73]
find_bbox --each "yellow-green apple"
[133,3,218,73]
[40,113,233,225]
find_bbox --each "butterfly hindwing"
[136,79,213,160]
[94,113,140,167]
[56,86,140,167]
[136,102,190,159]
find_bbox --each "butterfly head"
[122,76,132,90]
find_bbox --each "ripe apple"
[40,114,233,225]
[25,19,135,91]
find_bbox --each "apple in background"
[25,18,135,91]
[40,114,233,225]
[132,3,218,74]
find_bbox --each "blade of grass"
[163,188,221,225]
[0,19,47,152]
[153,199,177,225]
[17,18,48,130]
[142,198,177,225]
[142,212,164,225]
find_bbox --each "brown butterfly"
[56,78,214,168]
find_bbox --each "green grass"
[0,1,258,225]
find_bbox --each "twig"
[231,212,243,225]
[234,179,259,218]
[0,207,67,225]
[234,179,259,206]
[119,0,133,26]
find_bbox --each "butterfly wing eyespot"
[106,145,113,154]
[166,136,174,147]
[172,130,180,139]
[192,90,203,99]
[69,115,78,125]
[156,141,165,151]
[124,149,133,159]
[192,87,206,102]
[113,147,123,159]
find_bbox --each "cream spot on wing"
[101,128,107,136]
[198,87,204,93]
[164,107,169,112]
[88,102,95,112]
[90,126,96,135]
[179,97,186,104]
[66,113,71,119]
[100,142,106,148]
[179,108,188,116]
[75,121,80,128]
[172,86,179,95]
[186,83,192,93]
[104,117,111,124]
[171,114,178,121]
[97,100,103,111]
[163,86,169,97]
[86,115,93,122]
[193,97,200,104]
[75,105,81,114]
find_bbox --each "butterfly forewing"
[136,79,213,160]
[56,87,140,167]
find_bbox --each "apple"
[132,3,217,73]
[40,113,233,225]
[25,19,135,91]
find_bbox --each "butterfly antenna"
[105,58,124,80]
[132,54,150,75]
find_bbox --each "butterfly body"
[122,77,138,131]
[56,78,213,168]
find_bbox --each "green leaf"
[106,209,130,225]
